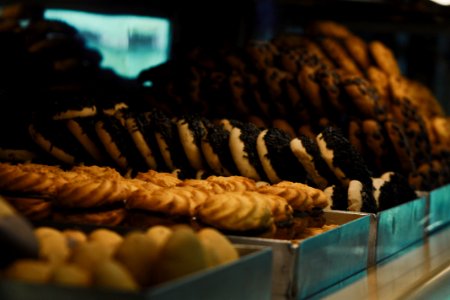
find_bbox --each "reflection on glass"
[45,9,171,78]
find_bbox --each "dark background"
[4,0,450,113]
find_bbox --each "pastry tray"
[0,225,273,300]
[427,184,450,234]
[369,196,428,265]
[228,210,371,300]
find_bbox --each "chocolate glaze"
[320,127,372,185]
[204,122,239,175]
[263,128,306,182]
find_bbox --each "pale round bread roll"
[146,226,173,250]
[5,259,53,283]
[154,226,208,284]
[51,263,91,287]
[88,229,123,254]
[63,230,87,249]
[70,242,113,272]
[93,260,139,291]
[197,228,239,267]
[34,227,70,265]
[114,232,158,286]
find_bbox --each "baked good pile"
[0,11,441,217]
[0,188,241,291]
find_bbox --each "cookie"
[320,37,362,75]
[342,35,370,70]
[383,120,416,174]
[66,117,106,164]
[347,120,365,157]
[316,68,346,114]
[367,66,390,109]
[176,115,207,171]
[229,122,267,181]
[245,40,278,71]
[125,112,166,171]
[256,128,307,183]
[150,110,193,176]
[290,135,338,189]
[362,119,391,175]
[340,73,385,120]
[306,20,353,39]
[369,41,401,76]
[95,115,146,172]
[316,127,372,187]
[29,118,89,166]
[201,122,239,176]
[347,180,377,213]
[272,119,296,139]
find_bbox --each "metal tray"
[0,226,273,300]
[428,184,450,234]
[369,197,428,265]
[228,210,371,300]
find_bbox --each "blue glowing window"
[44,9,171,79]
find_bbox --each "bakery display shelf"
[428,183,450,234]
[309,220,450,300]
[369,196,428,265]
[228,210,371,300]
[1,220,273,300]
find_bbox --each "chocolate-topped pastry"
[201,122,239,176]
[316,127,372,187]
[374,172,417,210]
[256,128,307,183]
[95,115,146,172]
[29,117,91,166]
[229,122,267,181]
[176,115,207,171]
[347,180,377,213]
[124,112,166,171]
[66,117,106,164]
[290,134,339,189]
[323,184,348,211]
[150,110,193,176]
[41,92,97,121]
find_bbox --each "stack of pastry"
[3,225,239,290]
[138,20,450,192]
[0,162,334,239]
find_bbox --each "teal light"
[44,9,171,79]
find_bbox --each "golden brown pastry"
[135,170,182,187]
[258,181,327,213]
[242,191,293,227]
[4,196,52,220]
[0,163,59,197]
[54,179,127,208]
[127,187,208,217]
[205,175,257,192]
[70,165,123,181]
[52,208,127,227]
[197,192,273,232]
